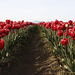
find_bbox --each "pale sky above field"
[0,0,75,22]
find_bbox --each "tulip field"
[0,19,75,75]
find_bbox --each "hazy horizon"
[0,0,75,22]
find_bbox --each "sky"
[0,0,75,22]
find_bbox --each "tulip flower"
[0,29,4,35]
[4,29,9,35]
[58,30,63,36]
[57,25,60,30]
[64,32,69,37]
[54,19,59,25]
[52,25,57,31]
[0,39,4,50]
[61,38,68,46]
[68,20,73,25]
[45,23,51,29]
[6,19,10,24]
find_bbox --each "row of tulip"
[0,20,36,71]
[0,19,75,74]
[37,19,75,74]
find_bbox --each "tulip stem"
[66,45,67,54]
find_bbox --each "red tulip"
[68,20,73,25]
[6,20,10,24]
[69,29,73,35]
[73,26,75,31]
[73,37,75,40]
[52,25,57,31]
[70,31,75,38]
[3,26,8,29]
[21,24,24,27]
[4,29,9,35]
[43,22,46,26]
[10,21,13,24]
[57,25,62,30]
[0,22,5,28]
[61,38,68,46]
[54,19,59,25]
[45,23,51,29]
[6,24,11,30]
[1,33,6,38]
[0,29,4,35]
[15,24,20,30]
[68,26,73,29]
[64,32,69,37]
[22,20,24,23]
[0,39,4,50]
[61,24,66,30]
[58,30,63,36]
[11,25,15,29]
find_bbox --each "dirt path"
[1,30,64,75]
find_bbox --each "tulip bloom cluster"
[0,20,35,38]
[0,39,4,50]
[0,20,35,50]
[37,19,75,45]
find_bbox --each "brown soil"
[1,30,66,75]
